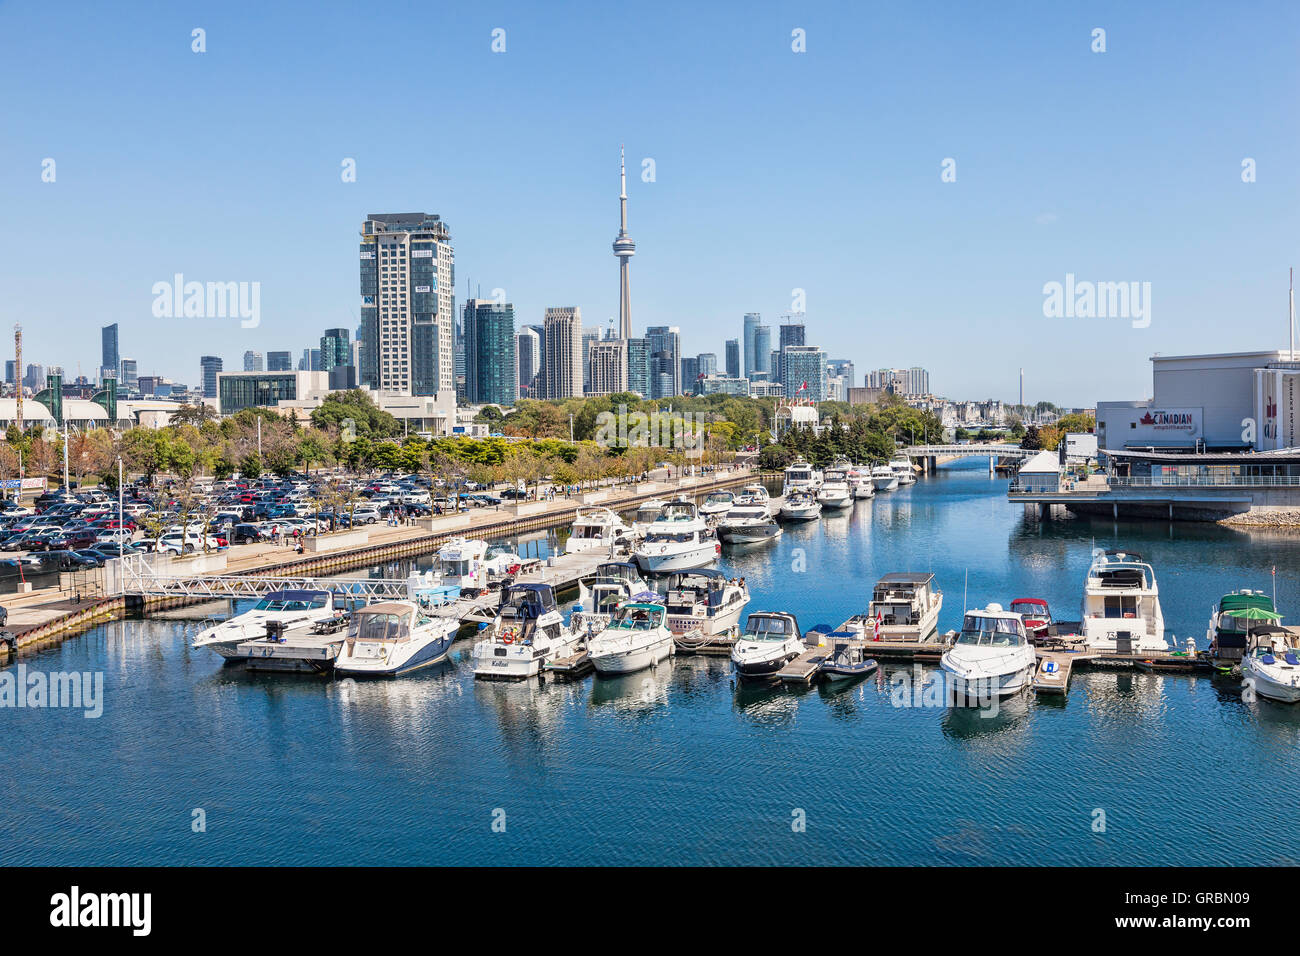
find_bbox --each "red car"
[1009,598,1053,638]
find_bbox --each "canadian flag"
[798,381,808,392]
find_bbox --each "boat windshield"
[350,612,411,641]
[745,616,793,641]
[1010,601,1048,618]
[591,586,625,612]
[645,531,697,544]
[253,595,327,611]
[957,615,1024,647]
[613,607,662,630]
[442,559,473,576]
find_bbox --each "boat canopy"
[350,603,414,641]
[744,611,799,637]
[499,583,556,617]
[612,603,665,629]
[876,572,935,586]
[1219,592,1275,613]
[254,590,330,610]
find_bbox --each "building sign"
[412,249,433,258]
[1129,406,1202,443]
[359,251,374,259]
[414,285,430,293]
[0,478,48,491]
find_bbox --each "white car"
[154,532,222,555]
[350,506,382,525]
[95,529,135,546]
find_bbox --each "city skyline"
[3,3,1298,406]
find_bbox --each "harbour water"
[5,458,1300,866]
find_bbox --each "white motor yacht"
[661,569,749,637]
[570,562,655,634]
[716,503,782,544]
[941,603,1038,701]
[889,456,918,485]
[632,500,719,573]
[563,507,633,555]
[471,583,582,680]
[870,464,900,492]
[732,484,771,507]
[840,572,943,642]
[816,467,854,509]
[588,602,676,675]
[1080,550,1168,653]
[435,538,522,595]
[699,491,736,518]
[781,457,820,497]
[730,611,805,680]
[192,589,343,660]
[1242,626,1300,703]
[334,601,459,677]
[849,466,876,499]
[779,491,822,521]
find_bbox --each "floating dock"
[777,644,832,683]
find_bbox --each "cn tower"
[612,145,635,340]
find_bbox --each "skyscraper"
[120,358,138,390]
[267,351,293,372]
[299,349,320,371]
[200,356,223,399]
[778,320,805,351]
[742,313,761,377]
[752,324,772,378]
[359,212,455,395]
[725,339,740,379]
[613,147,636,341]
[827,359,855,388]
[541,307,583,400]
[626,337,650,398]
[463,299,517,406]
[243,351,264,372]
[646,326,681,399]
[101,323,119,380]
[587,339,628,396]
[782,346,827,401]
[697,353,718,377]
[681,356,699,394]
[320,328,350,371]
[581,327,602,392]
[515,326,541,398]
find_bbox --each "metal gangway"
[114,554,414,602]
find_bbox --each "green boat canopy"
[1230,606,1283,621]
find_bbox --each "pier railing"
[1010,474,1300,492]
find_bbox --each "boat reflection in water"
[588,669,671,711]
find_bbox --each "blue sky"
[1,0,1297,406]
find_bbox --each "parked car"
[153,532,222,555]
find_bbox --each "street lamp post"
[117,456,124,596]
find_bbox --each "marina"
[7,458,1300,866]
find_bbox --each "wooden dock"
[1032,649,1093,694]
[544,649,592,676]
[777,642,833,683]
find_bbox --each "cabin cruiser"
[941,603,1038,701]
[1009,598,1054,640]
[840,573,943,642]
[192,589,342,660]
[588,602,676,675]
[334,600,459,676]
[889,456,917,485]
[1080,550,1167,652]
[571,562,655,634]
[563,507,633,555]
[1242,627,1300,703]
[436,538,522,595]
[730,611,805,680]
[779,491,822,521]
[849,466,876,499]
[471,583,582,680]
[636,497,669,517]
[632,500,719,573]
[699,491,736,518]
[870,464,900,492]
[661,569,749,637]
[732,484,771,507]
[1207,590,1279,664]
[715,503,782,544]
[816,467,853,509]
[782,457,820,496]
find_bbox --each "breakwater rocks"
[1221,511,1300,528]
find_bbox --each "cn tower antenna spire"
[613,144,636,342]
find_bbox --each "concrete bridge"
[902,444,1035,474]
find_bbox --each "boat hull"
[634,544,717,573]
[335,631,455,677]
[589,635,674,675]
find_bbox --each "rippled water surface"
[4,459,1300,865]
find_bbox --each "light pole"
[117,456,124,596]
[62,425,69,491]
[256,416,262,461]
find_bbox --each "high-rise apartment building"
[782,346,827,401]
[626,337,650,398]
[463,299,517,406]
[827,359,855,388]
[646,326,681,399]
[540,307,583,399]
[320,328,350,371]
[200,355,223,399]
[587,339,628,396]
[359,212,455,395]
[243,351,264,372]
[742,313,761,377]
[725,339,740,379]
[752,324,772,378]
[101,323,119,380]
[120,358,138,390]
[581,327,602,392]
[267,351,293,371]
[516,326,541,398]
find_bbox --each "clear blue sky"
[1,0,1297,406]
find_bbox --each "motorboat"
[816,467,853,509]
[698,491,736,518]
[334,600,458,677]
[730,611,805,680]
[820,638,878,683]
[192,589,343,660]
[1242,626,1300,703]
[636,497,669,517]
[471,583,582,680]
[779,491,822,521]
[781,457,820,497]
[661,569,749,637]
[1009,598,1054,640]
[732,484,771,507]
[840,573,943,642]
[436,538,522,595]
[849,466,876,499]
[889,456,917,485]
[563,507,633,555]
[941,603,1038,701]
[631,500,719,573]
[1080,550,1167,653]
[587,602,676,675]
[870,464,900,492]
[570,562,656,634]
[1207,590,1280,664]
[715,503,782,544]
